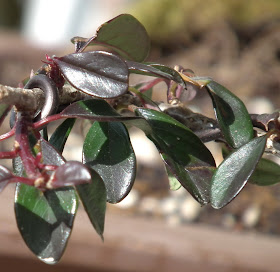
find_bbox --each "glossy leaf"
[15,185,78,264]
[83,121,136,203]
[149,63,185,86]
[51,161,92,188]
[211,135,267,209]
[126,61,174,80]
[74,14,150,62]
[135,108,216,204]
[162,153,215,204]
[76,169,107,239]
[206,81,254,148]
[222,144,280,186]
[53,51,129,98]
[166,167,181,191]
[14,135,78,264]
[249,158,280,186]
[61,99,141,122]
[49,118,76,152]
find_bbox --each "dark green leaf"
[15,185,78,264]
[135,108,216,204]
[61,99,141,122]
[149,63,185,86]
[206,81,254,148]
[222,143,280,186]
[76,169,107,239]
[249,158,280,186]
[166,166,181,190]
[126,61,174,80]
[135,108,215,166]
[14,134,78,264]
[49,118,76,152]
[73,14,150,62]
[162,153,215,203]
[53,51,129,98]
[83,121,136,203]
[211,135,267,209]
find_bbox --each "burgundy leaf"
[51,161,92,188]
[53,51,129,98]
[41,139,65,166]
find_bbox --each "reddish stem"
[33,113,63,130]
[0,113,64,142]
[0,149,18,159]
[0,127,15,141]
[10,176,35,186]
[34,152,42,167]
[138,78,164,93]
[15,113,39,178]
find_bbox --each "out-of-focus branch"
[0,83,90,112]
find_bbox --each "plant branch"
[0,83,90,112]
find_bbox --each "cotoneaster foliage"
[0,14,280,264]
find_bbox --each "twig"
[0,83,90,112]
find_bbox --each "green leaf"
[222,144,280,186]
[249,158,280,186]
[73,14,150,62]
[15,185,78,264]
[135,108,216,204]
[83,121,136,203]
[127,61,174,79]
[61,99,141,122]
[149,63,185,86]
[49,118,76,152]
[135,108,215,166]
[211,135,267,209]
[165,166,181,190]
[162,153,215,203]
[206,81,254,148]
[14,123,78,264]
[76,169,107,239]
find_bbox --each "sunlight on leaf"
[135,108,216,204]
[54,51,129,98]
[206,81,254,148]
[83,121,136,203]
[211,135,267,209]
[73,14,150,62]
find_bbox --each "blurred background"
[1,0,280,271]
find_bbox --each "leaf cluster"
[0,14,280,264]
